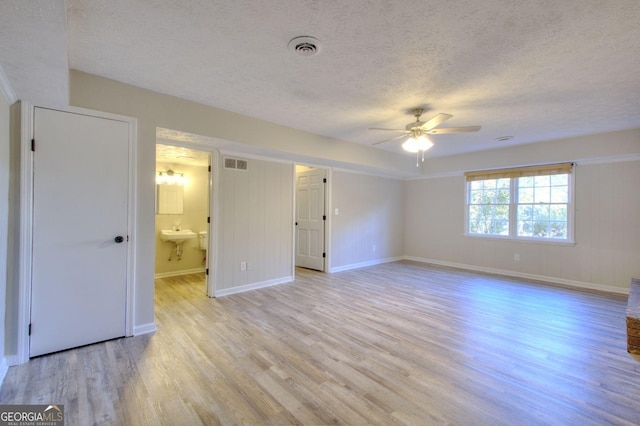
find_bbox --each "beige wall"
[406,132,640,292]
[154,162,209,277]
[420,128,640,178]
[68,70,415,329]
[62,69,640,333]
[330,170,404,270]
[2,69,637,361]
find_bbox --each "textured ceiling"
[0,0,68,107]
[2,1,640,160]
[156,143,211,168]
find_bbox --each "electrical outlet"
[240,261,247,271]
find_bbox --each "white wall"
[217,157,293,293]
[406,131,640,293]
[330,170,404,271]
[155,162,209,277]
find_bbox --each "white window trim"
[464,168,575,244]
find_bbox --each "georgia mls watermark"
[0,405,64,426]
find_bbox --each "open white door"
[295,167,326,271]
[30,107,130,357]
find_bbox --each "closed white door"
[30,107,130,357]
[295,168,326,271]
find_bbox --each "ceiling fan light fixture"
[402,135,433,153]
[369,108,480,167]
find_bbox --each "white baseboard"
[133,322,157,336]
[215,276,293,297]
[329,256,404,273]
[154,268,206,279]
[404,256,630,295]
[0,357,8,385]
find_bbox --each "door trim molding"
[156,139,219,298]
[292,164,331,274]
[16,104,137,364]
[16,101,33,364]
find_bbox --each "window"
[465,163,574,242]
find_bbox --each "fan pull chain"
[415,150,427,167]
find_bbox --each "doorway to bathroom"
[155,142,213,296]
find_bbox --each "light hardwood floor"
[2,261,639,425]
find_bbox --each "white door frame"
[154,138,219,298]
[292,163,331,276]
[15,102,137,365]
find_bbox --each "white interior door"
[30,107,130,357]
[295,168,326,271]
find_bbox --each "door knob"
[114,236,124,243]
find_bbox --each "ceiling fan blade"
[427,125,481,134]
[421,113,453,130]
[372,134,409,145]
[368,127,409,132]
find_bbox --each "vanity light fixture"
[156,169,185,185]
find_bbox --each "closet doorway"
[294,165,328,271]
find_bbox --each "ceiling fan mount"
[405,108,426,130]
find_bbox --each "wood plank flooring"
[2,261,639,425]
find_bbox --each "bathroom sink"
[160,229,197,244]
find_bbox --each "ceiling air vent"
[288,36,320,57]
[224,157,248,171]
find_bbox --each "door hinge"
[323,215,326,220]
[31,139,35,151]
[206,268,209,275]
[28,323,32,336]
[322,252,326,258]
[127,235,130,242]
[207,216,210,224]
[208,165,211,172]
[323,178,327,183]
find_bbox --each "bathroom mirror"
[156,183,184,214]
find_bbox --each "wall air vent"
[224,157,248,171]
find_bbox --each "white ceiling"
[2,0,640,160]
[156,143,211,168]
[0,1,68,108]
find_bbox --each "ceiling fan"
[370,108,481,165]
